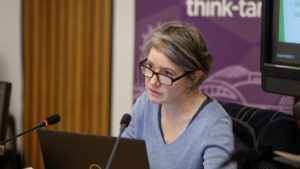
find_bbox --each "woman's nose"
[149,74,160,86]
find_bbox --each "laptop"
[38,129,150,169]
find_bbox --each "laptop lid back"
[38,129,150,169]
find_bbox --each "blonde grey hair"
[141,21,212,91]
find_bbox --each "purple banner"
[134,0,293,113]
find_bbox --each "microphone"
[36,114,61,128]
[105,114,131,169]
[119,113,132,134]
[0,114,61,145]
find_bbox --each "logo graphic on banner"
[199,65,293,112]
[186,0,262,18]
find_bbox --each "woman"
[123,21,236,169]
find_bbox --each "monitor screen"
[261,0,300,96]
[272,0,300,66]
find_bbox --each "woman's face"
[145,47,191,105]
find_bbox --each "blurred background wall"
[0,0,23,151]
[0,0,135,168]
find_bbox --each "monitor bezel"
[261,0,300,97]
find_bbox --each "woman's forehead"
[147,48,182,71]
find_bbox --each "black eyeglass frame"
[139,59,194,86]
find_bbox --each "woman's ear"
[191,70,203,82]
[187,70,203,92]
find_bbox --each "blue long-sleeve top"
[123,92,236,169]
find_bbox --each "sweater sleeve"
[202,116,237,169]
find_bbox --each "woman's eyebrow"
[160,67,175,72]
[146,59,177,73]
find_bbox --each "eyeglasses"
[139,60,193,86]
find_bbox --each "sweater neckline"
[157,97,212,145]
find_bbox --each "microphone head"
[38,114,61,127]
[119,114,131,134]
[46,114,61,125]
[120,114,131,127]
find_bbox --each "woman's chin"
[148,93,163,104]
[149,97,162,104]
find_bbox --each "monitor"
[0,81,11,142]
[261,0,300,97]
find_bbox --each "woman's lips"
[148,88,161,97]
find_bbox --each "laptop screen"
[38,129,150,169]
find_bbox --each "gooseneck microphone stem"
[105,114,131,169]
[0,125,40,145]
[104,129,123,169]
[0,114,61,145]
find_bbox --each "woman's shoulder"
[206,99,228,114]
[201,99,232,122]
[134,91,150,106]
[132,92,158,115]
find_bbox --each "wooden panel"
[22,0,112,168]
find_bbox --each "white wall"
[111,0,135,136]
[0,0,135,140]
[0,0,23,149]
